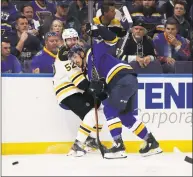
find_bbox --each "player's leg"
[85,106,104,150]
[60,92,103,156]
[119,93,163,157]
[102,100,127,159]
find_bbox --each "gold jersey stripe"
[56,86,77,98]
[73,74,85,86]
[70,71,83,81]
[107,65,133,84]
[104,36,119,44]
[54,82,73,92]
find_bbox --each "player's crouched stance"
[68,45,163,159]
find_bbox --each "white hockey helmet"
[62,28,79,40]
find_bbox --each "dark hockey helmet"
[68,44,85,61]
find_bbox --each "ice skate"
[67,140,86,157]
[104,137,127,159]
[84,136,99,152]
[139,133,163,157]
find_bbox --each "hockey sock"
[107,117,123,140]
[76,108,97,144]
[119,112,148,140]
[103,102,122,141]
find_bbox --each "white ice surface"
[2,152,192,176]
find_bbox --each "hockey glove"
[85,23,99,37]
[97,91,108,101]
[88,79,106,97]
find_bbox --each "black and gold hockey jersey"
[53,46,87,104]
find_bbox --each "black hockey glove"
[88,78,106,97]
[97,91,108,101]
[85,23,99,37]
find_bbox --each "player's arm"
[97,25,119,46]
[67,62,89,91]
[87,24,119,46]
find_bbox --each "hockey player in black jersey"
[54,28,106,157]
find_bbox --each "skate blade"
[84,146,97,153]
[141,147,163,157]
[66,150,86,157]
[104,151,127,159]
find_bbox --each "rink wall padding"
[2,140,192,155]
[2,74,192,155]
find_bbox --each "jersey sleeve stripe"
[71,73,83,82]
[70,71,82,81]
[107,65,133,84]
[104,36,119,45]
[73,75,85,86]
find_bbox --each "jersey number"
[65,63,76,71]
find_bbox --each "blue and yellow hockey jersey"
[85,41,135,85]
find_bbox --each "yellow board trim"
[2,140,192,155]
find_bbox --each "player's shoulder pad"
[57,45,69,61]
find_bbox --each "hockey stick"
[88,0,105,158]
[116,6,133,59]
[184,156,193,164]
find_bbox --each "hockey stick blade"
[184,156,193,164]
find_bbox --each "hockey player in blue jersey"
[68,29,163,159]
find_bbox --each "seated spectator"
[31,32,59,73]
[96,3,122,21]
[131,0,165,38]
[20,4,40,37]
[78,38,90,51]
[126,0,143,14]
[93,2,126,37]
[119,20,157,69]
[171,0,190,39]
[159,0,176,19]
[1,37,22,73]
[54,0,70,25]
[7,15,42,73]
[1,0,19,36]
[68,0,88,25]
[153,18,191,73]
[79,20,90,43]
[50,20,64,47]
[41,0,81,35]
[31,0,55,23]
